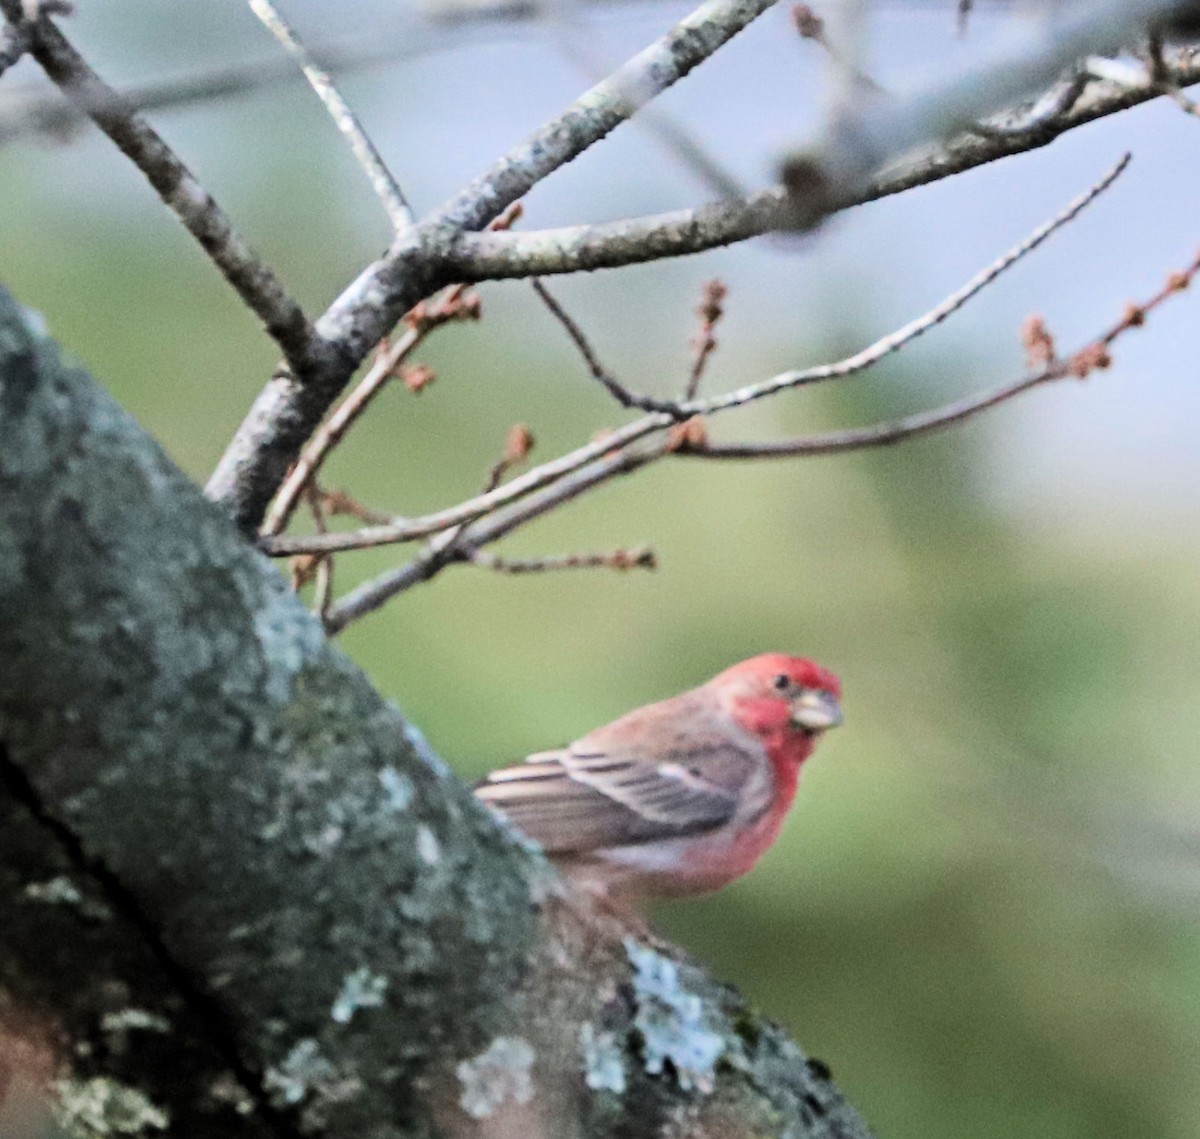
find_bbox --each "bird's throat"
[732,695,816,786]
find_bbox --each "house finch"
[475,654,842,898]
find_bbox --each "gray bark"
[0,287,872,1139]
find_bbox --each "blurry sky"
[2,3,1199,1139]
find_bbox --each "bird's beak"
[792,689,843,732]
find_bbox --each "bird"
[475,654,842,899]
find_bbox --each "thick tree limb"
[0,290,873,1138]
[442,51,1200,280]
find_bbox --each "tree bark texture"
[0,287,873,1139]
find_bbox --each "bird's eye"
[773,674,790,692]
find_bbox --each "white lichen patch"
[23,875,112,921]
[24,875,83,904]
[331,966,389,1025]
[253,603,326,703]
[416,824,441,865]
[99,1010,170,1035]
[302,822,345,855]
[625,939,725,1094]
[456,1036,536,1119]
[99,1009,171,1057]
[377,765,413,811]
[207,1071,255,1116]
[263,1038,336,1108]
[54,1077,168,1137]
[579,1024,627,1094]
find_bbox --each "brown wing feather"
[473,688,763,854]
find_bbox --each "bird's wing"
[473,693,763,854]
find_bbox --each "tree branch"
[0,16,29,76]
[206,0,778,532]
[0,3,327,376]
[441,48,1199,281]
[780,0,1198,219]
[261,285,481,538]
[246,0,415,233]
[261,152,1126,562]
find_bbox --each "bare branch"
[678,373,1063,458]
[262,153,1127,561]
[246,0,414,233]
[0,2,326,375]
[0,17,30,76]
[307,482,336,623]
[684,278,727,399]
[553,28,747,199]
[0,32,508,146]
[323,236,1200,630]
[668,152,1131,417]
[323,437,670,630]
[466,545,657,573]
[423,0,778,240]
[442,52,1198,282]
[780,0,1195,220]
[531,278,682,413]
[259,414,672,556]
[260,284,481,537]
[683,245,1200,459]
[965,70,1089,141]
[790,2,883,96]
[209,0,778,530]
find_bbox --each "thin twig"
[542,134,1103,422]
[261,285,480,536]
[683,246,1200,458]
[260,412,672,557]
[684,279,727,399]
[0,29,544,147]
[324,240,1200,630]
[211,18,1196,533]
[790,4,884,95]
[956,0,973,37]
[246,0,414,233]
[678,374,1061,458]
[307,482,335,623]
[425,0,777,240]
[553,27,747,199]
[0,1,326,376]
[1145,35,1200,117]
[323,438,668,631]
[670,151,1131,418]
[966,70,1090,141]
[531,279,682,414]
[781,0,1190,214]
[484,424,535,493]
[466,546,656,573]
[262,326,423,536]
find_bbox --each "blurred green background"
[3,2,1199,1137]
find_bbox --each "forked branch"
[259,156,1130,562]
